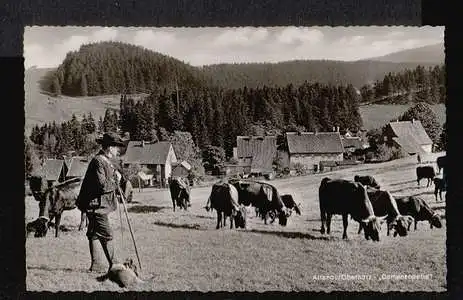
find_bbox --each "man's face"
[109,145,120,158]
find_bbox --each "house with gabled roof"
[235,135,278,175]
[286,131,344,171]
[65,157,89,180]
[37,159,67,186]
[121,140,177,187]
[383,119,433,154]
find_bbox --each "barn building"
[122,140,177,187]
[235,135,278,176]
[37,159,67,186]
[383,119,433,154]
[286,132,344,172]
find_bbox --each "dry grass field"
[25,152,446,292]
[358,104,446,130]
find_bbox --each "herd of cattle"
[26,156,446,242]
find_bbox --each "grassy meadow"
[25,152,446,292]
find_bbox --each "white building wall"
[289,153,343,170]
[421,144,433,153]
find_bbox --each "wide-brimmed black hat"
[96,132,126,147]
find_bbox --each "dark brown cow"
[31,175,131,238]
[168,177,191,211]
[395,195,442,230]
[319,178,386,241]
[29,176,87,236]
[416,166,436,187]
[358,188,414,237]
[264,194,301,223]
[433,178,446,202]
[354,175,381,189]
[228,179,289,226]
[436,156,446,174]
[205,182,246,229]
[35,178,86,238]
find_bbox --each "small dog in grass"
[97,258,144,288]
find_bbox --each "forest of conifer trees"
[27,41,445,178]
[359,65,445,104]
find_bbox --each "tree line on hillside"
[25,79,363,176]
[28,111,119,162]
[39,41,441,97]
[200,60,439,91]
[359,65,445,104]
[24,109,207,179]
[119,81,363,157]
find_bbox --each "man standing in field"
[77,132,125,273]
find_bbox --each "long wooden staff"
[117,184,142,272]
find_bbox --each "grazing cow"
[395,196,442,231]
[433,177,446,202]
[205,182,246,229]
[265,194,302,223]
[31,175,131,238]
[168,177,191,211]
[358,188,414,237]
[319,178,387,241]
[34,177,87,238]
[228,179,290,226]
[436,156,446,174]
[354,175,381,189]
[416,166,436,187]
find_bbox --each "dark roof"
[388,120,433,145]
[122,141,174,165]
[66,158,89,178]
[286,132,344,154]
[341,137,364,149]
[236,136,277,173]
[38,159,64,181]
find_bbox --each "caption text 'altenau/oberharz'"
[312,274,433,281]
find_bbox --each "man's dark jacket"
[77,150,118,214]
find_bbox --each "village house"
[235,135,278,176]
[64,157,89,180]
[121,140,177,188]
[37,159,68,186]
[286,131,344,172]
[383,119,433,154]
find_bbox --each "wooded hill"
[42,41,442,96]
[359,64,445,105]
[30,80,363,160]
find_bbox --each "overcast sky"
[24,26,444,69]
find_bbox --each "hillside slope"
[200,60,439,90]
[363,43,444,64]
[44,41,443,97]
[25,67,446,135]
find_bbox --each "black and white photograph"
[24,25,446,292]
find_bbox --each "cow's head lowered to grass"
[360,215,387,241]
